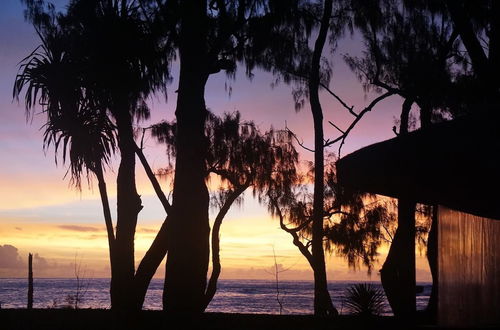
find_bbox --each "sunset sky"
[0,0,431,281]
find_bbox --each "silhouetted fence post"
[28,253,33,309]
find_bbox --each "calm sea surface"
[0,278,431,315]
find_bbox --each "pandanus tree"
[15,0,172,310]
[13,2,117,260]
[67,0,171,310]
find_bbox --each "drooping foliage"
[347,0,500,124]
[14,1,116,188]
[150,111,300,307]
[151,111,299,197]
[346,0,465,127]
[268,157,394,274]
[15,0,173,186]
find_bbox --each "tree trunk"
[111,108,143,311]
[94,165,118,307]
[381,98,416,319]
[399,98,413,135]
[134,217,169,309]
[132,144,172,310]
[163,0,210,314]
[203,185,247,310]
[446,1,489,83]
[426,206,438,321]
[308,0,337,317]
[95,164,115,263]
[418,104,438,321]
[28,253,33,309]
[381,198,416,320]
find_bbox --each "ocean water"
[0,278,431,315]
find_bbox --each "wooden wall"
[438,206,500,327]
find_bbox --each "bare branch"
[319,82,356,117]
[285,123,315,153]
[269,194,314,267]
[140,127,147,149]
[324,91,395,155]
[372,77,404,96]
[381,222,394,243]
[328,120,345,134]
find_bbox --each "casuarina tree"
[149,111,299,310]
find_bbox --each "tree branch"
[446,0,490,84]
[324,91,395,155]
[204,182,249,309]
[135,142,172,214]
[133,216,169,309]
[328,120,345,134]
[208,167,244,187]
[269,194,314,268]
[284,218,313,233]
[285,124,315,153]
[319,82,356,117]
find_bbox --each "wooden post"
[28,253,33,309]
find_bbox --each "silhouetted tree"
[15,0,171,311]
[267,156,397,314]
[14,0,118,300]
[343,0,459,318]
[150,111,299,309]
[444,0,500,106]
[139,0,325,313]
[344,0,500,320]
[261,0,395,316]
[16,0,321,313]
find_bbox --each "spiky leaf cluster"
[14,0,174,187]
[344,283,386,316]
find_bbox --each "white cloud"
[0,244,24,268]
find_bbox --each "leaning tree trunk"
[418,103,438,321]
[308,0,337,317]
[162,0,210,314]
[134,217,169,309]
[380,98,416,320]
[94,164,115,268]
[94,164,118,307]
[132,145,172,310]
[203,184,248,310]
[380,198,416,319]
[111,108,143,311]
